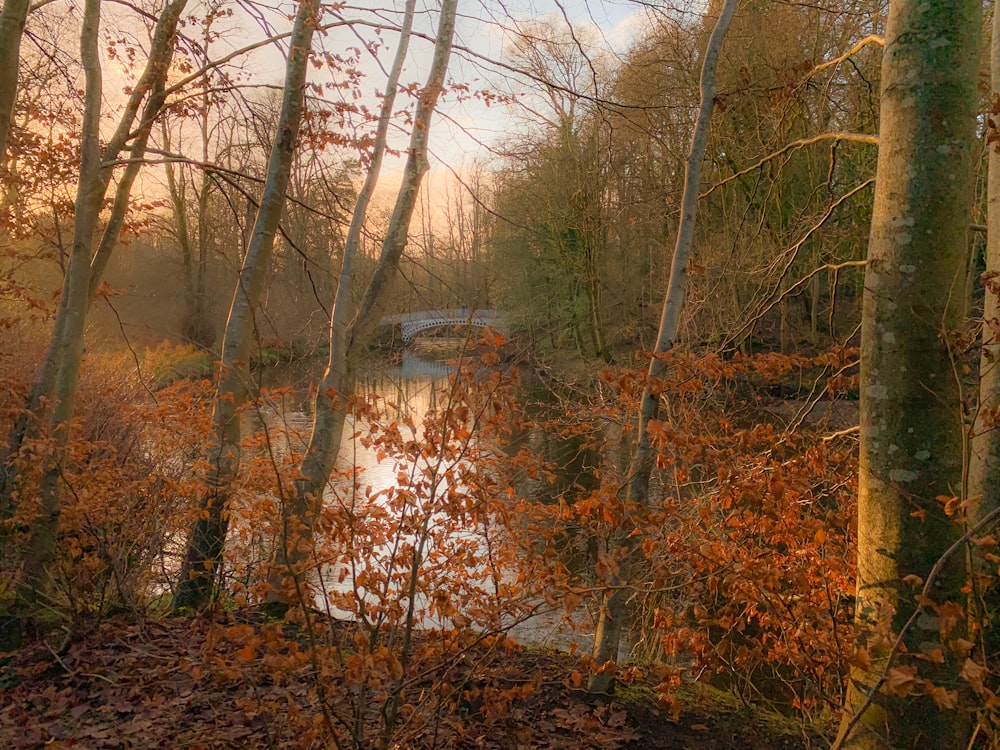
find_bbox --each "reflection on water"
[251,350,590,648]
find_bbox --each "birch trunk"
[172,0,321,612]
[835,1,979,747]
[587,0,738,694]
[269,0,457,600]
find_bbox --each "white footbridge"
[379,309,505,344]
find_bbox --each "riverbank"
[0,613,825,749]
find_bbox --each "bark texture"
[588,0,738,694]
[836,1,980,747]
[969,0,1000,586]
[0,0,30,166]
[172,0,321,612]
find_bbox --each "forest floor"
[0,612,828,749]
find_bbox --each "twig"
[822,426,860,442]
[832,504,1000,749]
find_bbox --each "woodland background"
[0,0,993,748]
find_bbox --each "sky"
[211,0,652,180]
[46,0,669,225]
[310,0,655,215]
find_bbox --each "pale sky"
[216,0,652,174]
[54,0,665,225]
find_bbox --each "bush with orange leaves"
[0,331,214,621]
[514,348,859,715]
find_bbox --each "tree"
[588,0,738,694]
[172,0,322,612]
[0,0,30,167]
[604,0,882,352]
[269,0,459,603]
[13,0,190,609]
[969,0,1000,608]
[488,22,613,360]
[835,1,980,747]
[159,2,233,349]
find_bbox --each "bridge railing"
[379,309,502,326]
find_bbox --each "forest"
[0,0,993,747]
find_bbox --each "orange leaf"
[883,666,918,697]
[961,658,986,692]
[848,648,872,672]
[928,685,958,710]
[918,647,945,664]
[952,638,975,658]
[562,591,583,614]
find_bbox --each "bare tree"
[172,0,322,612]
[269,0,459,601]
[13,0,190,610]
[588,0,738,694]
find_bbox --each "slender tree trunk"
[193,127,213,346]
[835,2,979,748]
[0,0,30,168]
[0,0,187,512]
[15,0,189,608]
[162,101,214,348]
[172,0,321,612]
[588,0,738,694]
[268,0,457,601]
[14,0,104,605]
[162,124,196,308]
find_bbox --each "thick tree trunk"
[172,0,321,612]
[269,0,457,600]
[969,1,1000,592]
[0,0,29,167]
[588,0,738,694]
[835,2,980,748]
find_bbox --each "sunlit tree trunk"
[172,0,321,612]
[15,0,189,608]
[269,0,457,602]
[0,0,30,167]
[588,0,738,694]
[969,0,1000,600]
[835,1,979,748]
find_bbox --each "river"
[252,345,591,650]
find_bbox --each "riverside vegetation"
[2,0,999,748]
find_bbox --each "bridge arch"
[378,309,506,344]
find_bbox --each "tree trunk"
[14,0,104,605]
[269,0,457,602]
[835,1,980,748]
[968,0,1000,600]
[588,0,738,694]
[15,0,190,608]
[0,0,30,167]
[172,0,321,612]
